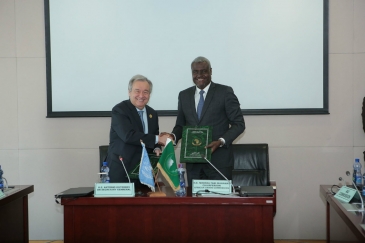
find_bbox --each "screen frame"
[44,0,329,118]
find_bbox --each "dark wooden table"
[61,185,276,243]
[0,185,34,243]
[320,185,365,243]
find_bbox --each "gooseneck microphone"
[345,170,364,212]
[119,156,131,183]
[200,154,235,194]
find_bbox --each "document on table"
[340,201,362,211]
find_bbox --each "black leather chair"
[232,143,270,186]
[99,145,109,169]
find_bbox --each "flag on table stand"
[157,138,180,191]
[139,141,155,192]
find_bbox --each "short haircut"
[191,56,211,69]
[128,74,153,93]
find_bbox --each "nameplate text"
[94,183,135,197]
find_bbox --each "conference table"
[0,185,34,243]
[61,184,276,243]
[320,185,365,243]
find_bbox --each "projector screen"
[44,0,328,117]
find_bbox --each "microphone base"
[344,203,365,212]
[352,209,365,212]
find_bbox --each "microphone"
[345,170,364,212]
[338,177,345,187]
[119,156,131,183]
[200,154,235,194]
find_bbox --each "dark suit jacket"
[172,82,245,169]
[107,100,160,182]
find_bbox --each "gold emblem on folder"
[192,138,202,146]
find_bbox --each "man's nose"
[197,70,204,76]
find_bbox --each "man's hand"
[158,133,170,146]
[154,148,161,156]
[206,140,221,153]
[159,132,174,142]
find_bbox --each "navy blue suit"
[172,82,245,184]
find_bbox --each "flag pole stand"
[147,168,166,197]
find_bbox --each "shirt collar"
[136,107,146,112]
[195,81,211,94]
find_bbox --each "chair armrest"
[270,180,277,215]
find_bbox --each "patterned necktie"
[197,90,205,120]
[137,110,145,133]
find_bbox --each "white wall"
[0,0,364,240]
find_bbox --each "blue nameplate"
[334,186,356,203]
[94,183,135,197]
[192,180,232,194]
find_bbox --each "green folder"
[180,126,212,163]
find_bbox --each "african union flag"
[157,138,180,191]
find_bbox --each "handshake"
[157,132,174,146]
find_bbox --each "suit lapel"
[145,106,153,131]
[188,87,199,124]
[127,100,144,132]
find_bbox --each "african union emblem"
[165,153,179,177]
[190,135,203,156]
[192,137,202,146]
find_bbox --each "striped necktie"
[137,110,146,133]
